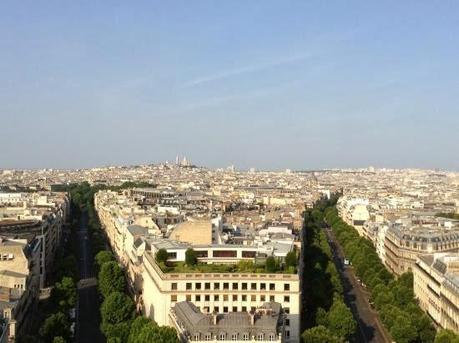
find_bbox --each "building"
[141,251,300,343]
[171,301,285,342]
[0,238,41,342]
[385,224,459,276]
[414,253,459,332]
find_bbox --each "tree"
[95,251,115,268]
[389,316,418,343]
[285,251,298,269]
[185,248,197,266]
[52,337,66,343]
[40,312,70,343]
[128,317,152,343]
[155,249,168,264]
[315,307,328,327]
[101,292,135,326]
[53,276,77,310]
[301,326,342,343]
[265,256,277,273]
[435,329,459,343]
[326,299,357,340]
[98,261,126,298]
[102,322,131,343]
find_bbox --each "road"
[75,210,105,343]
[324,227,392,343]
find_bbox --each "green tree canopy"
[98,261,126,298]
[301,326,343,343]
[285,250,298,269]
[265,256,277,273]
[101,292,135,326]
[326,299,357,341]
[39,312,70,343]
[185,248,197,266]
[155,249,168,264]
[95,251,115,267]
[53,276,77,310]
[434,329,459,343]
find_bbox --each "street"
[324,227,392,343]
[76,210,105,343]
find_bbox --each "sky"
[1,1,458,171]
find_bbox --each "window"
[284,307,290,314]
[242,283,247,290]
[214,282,220,290]
[260,295,265,302]
[269,334,276,341]
[232,282,238,290]
[223,294,228,301]
[242,306,247,312]
[205,282,211,290]
[269,283,275,291]
[242,333,249,341]
[260,283,266,290]
[186,283,192,290]
[251,295,256,301]
[233,306,238,312]
[285,330,290,338]
[270,295,275,302]
[242,295,247,301]
[171,283,177,290]
[171,295,177,302]
[232,294,238,301]
[257,333,264,340]
[223,306,228,313]
[251,283,257,290]
[214,306,220,313]
[284,296,290,303]
[186,294,191,301]
[196,295,201,301]
[195,283,202,290]
[223,282,229,290]
[284,284,290,291]
[194,334,200,341]
[214,294,219,301]
[213,250,237,258]
[285,318,290,326]
[205,295,210,301]
[218,333,226,340]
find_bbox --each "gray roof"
[174,301,283,339]
[127,225,149,236]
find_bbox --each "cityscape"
[1,2,459,343]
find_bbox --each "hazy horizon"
[2,1,458,171]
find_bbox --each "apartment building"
[95,189,301,342]
[171,301,285,342]
[0,238,41,342]
[385,224,459,276]
[414,253,459,332]
[142,251,300,342]
[0,192,70,287]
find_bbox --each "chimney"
[213,311,218,325]
[249,311,255,326]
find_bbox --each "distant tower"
[175,155,179,165]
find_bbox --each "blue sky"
[1,1,458,170]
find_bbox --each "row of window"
[173,301,291,317]
[191,332,278,341]
[173,281,291,292]
[173,294,290,303]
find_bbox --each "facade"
[0,239,41,342]
[385,224,459,276]
[142,252,300,343]
[414,253,459,332]
[171,301,285,342]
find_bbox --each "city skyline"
[2,1,459,170]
